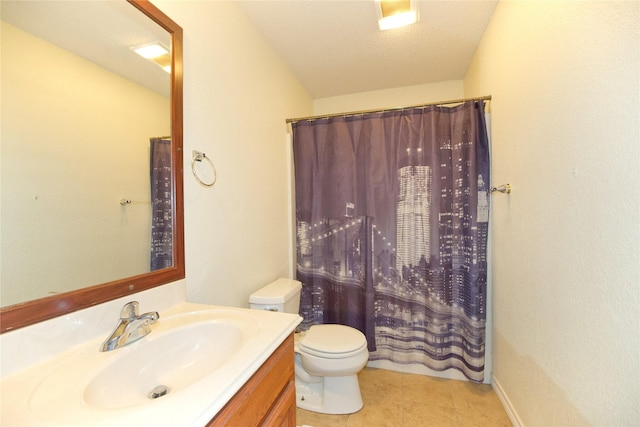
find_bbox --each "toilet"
[249,278,369,414]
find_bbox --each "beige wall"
[465,1,639,425]
[151,1,312,308]
[313,80,464,115]
[1,22,170,305]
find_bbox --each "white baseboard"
[492,374,524,427]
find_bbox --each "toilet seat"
[299,324,367,359]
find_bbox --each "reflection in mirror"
[0,0,184,333]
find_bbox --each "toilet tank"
[249,278,302,314]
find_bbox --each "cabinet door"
[207,334,295,427]
[260,380,296,427]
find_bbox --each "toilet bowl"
[249,279,369,414]
[294,324,368,414]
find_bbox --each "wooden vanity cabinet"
[207,333,296,427]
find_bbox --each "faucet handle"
[120,301,140,320]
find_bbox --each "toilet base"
[295,374,364,414]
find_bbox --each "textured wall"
[313,80,464,115]
[151,0,312,308]
[464,1,640,425]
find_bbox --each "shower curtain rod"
[286,95,491,124]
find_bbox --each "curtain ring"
[191,150,217,187]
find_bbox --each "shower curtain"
[292,100,490,382]
[150,137,173,271]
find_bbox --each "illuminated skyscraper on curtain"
[396,165,431,275]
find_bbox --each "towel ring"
[191,150,217,187]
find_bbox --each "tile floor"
[296,368,512,427]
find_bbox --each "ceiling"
[237,0,498,99]
[2,1,497,101]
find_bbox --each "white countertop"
[1,302,301,427]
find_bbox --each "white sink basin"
[18,306,294,426]
[83,318,252,409]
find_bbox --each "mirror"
[0,0,184,333]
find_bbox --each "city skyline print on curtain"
[150,137,173,271]
[292,100,490,382]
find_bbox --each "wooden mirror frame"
[0,0,184,334]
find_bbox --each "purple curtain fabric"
[150,137,173,271]
[292,101,490,382]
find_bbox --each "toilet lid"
[299,324,367,358]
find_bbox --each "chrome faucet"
[100,301,159,352]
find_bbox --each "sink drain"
[148,385,170,399]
